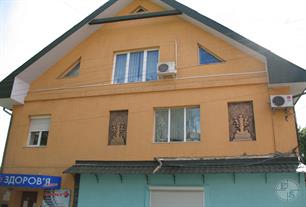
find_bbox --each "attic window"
[132,6,147,14]
[60,59,81,78]
[199,46,223,65]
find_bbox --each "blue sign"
[0,174,61,189]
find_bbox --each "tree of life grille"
[228,102,256,141]
[108,111,128,145]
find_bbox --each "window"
[113,49,159,84]
[59,59,81,78]
[155,107,200,143]
[132,6,148,14]
[28,116,50,147]
[228,101,256,141]
[199,46,222,65]
[108,110,128,145]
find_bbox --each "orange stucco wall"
[1,0,299,206]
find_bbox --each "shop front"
[0,173,70,207]
[65,157,306,207]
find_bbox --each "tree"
[298,127,306,158]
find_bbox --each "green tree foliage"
[298,127,306,158]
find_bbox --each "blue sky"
[0,0,306,164]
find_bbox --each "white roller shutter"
[29,116,50,131]
[150,187,204,207]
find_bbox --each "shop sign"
[42,189,70,207]
[0,173,61,189]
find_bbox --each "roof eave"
[1,0,306,109]
[0,0,121,108]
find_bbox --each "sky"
[0,0,306,164]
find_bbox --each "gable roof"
[1,0,306,109]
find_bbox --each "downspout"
[175,40,178,66]
[153,158,163,174]
[1,108,13,173]
[293,90,306,164]
[293,89,306,105]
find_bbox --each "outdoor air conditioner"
[270,95,294,108]
[157,62,176,79]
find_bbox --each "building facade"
[0,0,306,206]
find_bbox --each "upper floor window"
[59,59,81,78]
[155,106,200,143]
[112,49,159,84]
[199,46,222,65]
[28,116,51,147]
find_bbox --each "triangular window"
[60,59,80,78]
[132,6,147,14]
[199,47,223,65]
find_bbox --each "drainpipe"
[293,89,306,164]
[293,89,306,105]
[153,158,163,174]
[1,107,13,173]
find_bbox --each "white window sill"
[109,79,160,86]
[153,141,201,144]
[24,145,48,148]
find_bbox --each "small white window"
[28,116,51,147]
[155,106,200,143]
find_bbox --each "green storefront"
[65,157,306,207]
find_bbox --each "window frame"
[27,115,51,147]
[153,106,201,143]
[198,44,224,65]
[112,48,160,84]
[58,58,81,79]
[131,6,148,14]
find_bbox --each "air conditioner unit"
[157,62,176,79]
[270,95,294,108]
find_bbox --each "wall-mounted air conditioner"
[157,62,176,79]
[270,95,294,108]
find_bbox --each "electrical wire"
[0,42,264,86]
[0,64,267,97]
[8,89,271,128]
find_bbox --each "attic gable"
[0,0,305,109]
[89,0,181,25]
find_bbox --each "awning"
[64,156,299,174]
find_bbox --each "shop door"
[20,192,38,207]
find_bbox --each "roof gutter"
[3,108,12,116]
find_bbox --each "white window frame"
[27,116,51,147]
[112,49,159,84]
[154,106,200,143]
